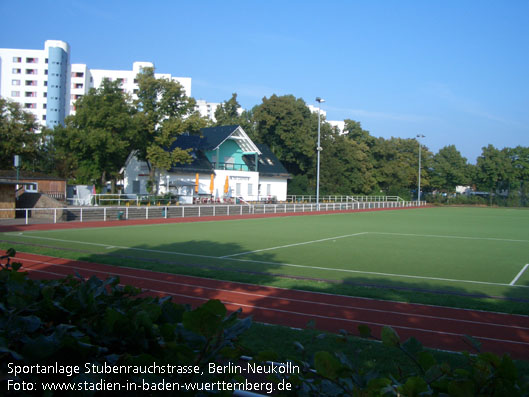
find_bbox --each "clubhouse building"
[121,125,290,203]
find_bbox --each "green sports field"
[2,207,529,313]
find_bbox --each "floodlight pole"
[316,97,325,210]
[416,134,425,203]
[14,155,20,201]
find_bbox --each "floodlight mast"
[316,97,325,210]
[416,134,425,203]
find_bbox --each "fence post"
[146,207,149,219]
[54,208,57,224]
[227,205,230,216]
[213,205,216,217]
[165,206,168,219]
[104,207,107,221]
[80,208,83,222]
[126,207,129,219]
[25,209,29,225]
[198,206,201,217]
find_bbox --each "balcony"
[212,162,256,172]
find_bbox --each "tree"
[320,124,375,195]
[51,79,140,190]
[252,95,316,176]
[475,145,514,203]
[430,145,470,192]
[214,93,242,125]
[135,67,208,193]
[508,146,529,206]
[371,137,432,198]
[0,98,41,170]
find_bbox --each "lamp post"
[315,97,325,210]
[416,134,425,203]
[14,155,20,201]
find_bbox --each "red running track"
[6,250,529,361]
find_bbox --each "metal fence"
[0,200,425,226]
[286,195,404,203]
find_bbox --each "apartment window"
[26,57,38,63]
[45,69,48,75]
[12,79,20,86]
[13,57,22,63]
[25,80,37,86]
[45,58,48,64]
[74,83,83,89]
[71,72,84,78]
[12,68,21,74]
[25,182,38,192]
[43,104,47,109]
[25,69,37,75]
[11,91,20,97]
[24,103,36,109]
[44,81,47,86]
[42,115,46,121]
[43,92,47,98]
[25,91,37,97]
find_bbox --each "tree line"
[1,68,528,205]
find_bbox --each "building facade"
[0,40,71,128]
[1,41,192,127]
[121,125,290,203]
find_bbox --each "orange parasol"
[195,173,199,193]
[224,175,229,195]
[210,174,215,195]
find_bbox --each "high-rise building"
[1,41,192,127]
[0,40,70,128]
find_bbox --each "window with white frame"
[248,183,253,196]
[25,183,38,192]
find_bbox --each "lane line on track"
[18,257,529,332]
[22,267,529,348]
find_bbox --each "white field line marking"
[15,251,528,317]
[370,232,529,244]
[221,232,368,258]
[20,257,529,331]
[511,264,529,286]
[9,234,529,288]
[9,234,221,260]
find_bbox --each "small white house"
[121,125,290,203]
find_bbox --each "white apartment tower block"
[0,41,192,127]
[0,40,71,128]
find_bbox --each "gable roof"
[243,144,290,177]
[200,125,261,154]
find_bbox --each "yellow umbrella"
[195,173,199,194]
[224,175,229,195]
[209,174,215,194]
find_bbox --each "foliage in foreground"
[1,249,528,396]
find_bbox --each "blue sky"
[1,0,528,162]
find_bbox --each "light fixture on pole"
[416,134,425,203]
[315,97,325,210]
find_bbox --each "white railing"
[0,201,426,226]
[286,195,404,203]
